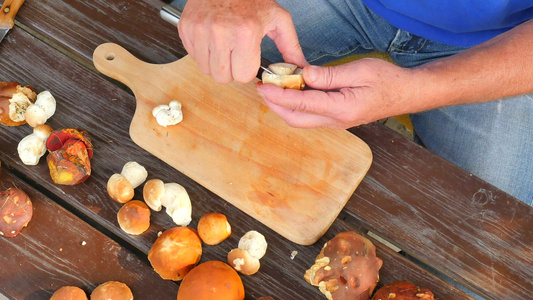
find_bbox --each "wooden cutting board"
[93,43,372,245]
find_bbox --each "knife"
[0,0,25,43]
[159,4,273,75]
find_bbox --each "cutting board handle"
[93,43,156,92]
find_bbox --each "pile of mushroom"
[143,179,192,226]
[227,230,268,275]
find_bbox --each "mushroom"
[0,187,33,238]
[177,261,245,300]
[304,231,383,300]
[227,230,267,275]
[152,100,183,127]
[107,161,148,203]
[90,281,133,300]
[148,227,202,281]
[143,179,192,226]
[46,128,93,185]
[50,286,88,300]
[25,90,57,127]
[17,124,54,165]
[117,200,151,235]
[261,63,305,90]
[0,81,37,126]
[197,212,232,245]
[372,281,435,300]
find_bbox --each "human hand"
[178,0,307,84]
[256,58,415,129]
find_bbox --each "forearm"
[410,19,533,111]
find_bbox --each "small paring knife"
[0,0,25,43]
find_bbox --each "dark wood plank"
[0,28,472,300]
[0,163,179,299]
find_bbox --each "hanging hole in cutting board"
[105,53,116,61]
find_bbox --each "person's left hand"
[256,58,416,129]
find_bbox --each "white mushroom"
[262,62,305,90]
[159,183,192,226]
[25,91,57,127]
[17,124,54,165]
[152,100,183,127]
[238,230,268,260]
[8,92,33,122]
[107,161,148,203]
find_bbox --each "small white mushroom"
[152,100,183,127]
[160,183,192,226]
[17,124,54,165]
[25,91,57,127]
[107,161,148,203]
[238,230,268,260]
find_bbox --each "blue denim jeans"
[171,0,533,206]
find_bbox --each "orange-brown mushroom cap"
[372,281,435,300]
[0,188,33,238]
[117,200,151,235]
[197,212,231,245]
[177,261,245,300]
[50,286,88,300]
[90,281,133,300]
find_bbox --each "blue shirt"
[362,0,533,47]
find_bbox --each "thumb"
[303,65,356,90]
[266,14,308,67]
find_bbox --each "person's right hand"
[177,0,307,84]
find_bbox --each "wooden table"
[0,1,531,299]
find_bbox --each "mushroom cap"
[107,174,134,203]
[50,286,88,300]
[148,227,202,281]
[117,200,151,235]
[197,212,231,245]
[142,179,164,211]
[177,261,245,300]
[0,188,33,237]
[371,281,435,300]
[46,128,93,159]
[0,82,36,126]
[90,281,133,300]
[305,231,383,300]
[120,161,148,189]
[238,230,268,260]
[227,248,260,275]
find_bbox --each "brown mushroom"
[46,128,93,185]
[90,281,133,300]
[227,248,260,275]
[117,200,151,235]
[197,212,231,245]
[372,281,435,300]
[0,188,33,238]
[107,162,148,203]
[305,231,383,300]
[50,286,88,300]
[148,227,202,281]
[0,81,37,126]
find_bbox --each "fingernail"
[308,66,317,82]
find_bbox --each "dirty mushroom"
[0,187,33,238]
[117,200,151,235]
[152,100,183,127]
[304,231,383,300]
[0,81,37,126]
[46,128,93,185]
[17,124,54,165]
[107,161,148,203]
[143,179,192,226]
[25,90,57,127]
[261,63,305,90]
[148,227,202,281]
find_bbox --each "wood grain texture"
[0,27,471,300]
[93,43,372,245]
[0,164,179,299]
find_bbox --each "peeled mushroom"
[152,100,183,127]
[261,63,305,90]
[17,124,54,165]
[238,230,268,260]
[25,90,56,127]
[107,161,148,203]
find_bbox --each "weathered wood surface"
[0,26,471,300]
[0,164,179,299]
[0,0,530,299]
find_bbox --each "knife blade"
[0,0,25,43]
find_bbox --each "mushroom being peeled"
[25,90,57,127]
[17,124,54,165]
[261,63,305,90]
[107,161,148,203]
[0,81,37,126]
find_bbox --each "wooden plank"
[0,163,179,299]
[0,28,472,300]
